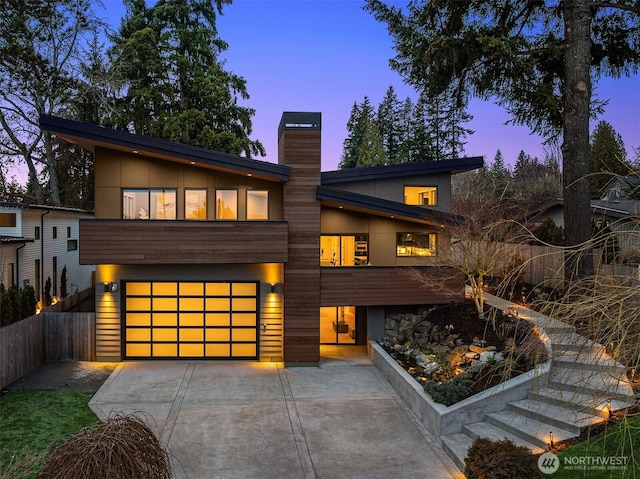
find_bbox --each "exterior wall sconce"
[103,282,118,293]
[269,283,277,293]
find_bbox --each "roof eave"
[39,115,290,183]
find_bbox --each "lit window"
[216,190,237,219]
[247,190,268,220]
[404,186,437,206]
[185,190,207,220]
[150,190,176,219]
[396,233,436,257]
[321,235,368,266]
[123,189,176,219]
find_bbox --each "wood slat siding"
[95,287,122,361]
[42,312,95,360]
[260,283,283,361]
[320,267,465,306]
[279,128,321,363]
[80,220,288,265]
[0,315,43,389]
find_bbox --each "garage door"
[123,281,258,359]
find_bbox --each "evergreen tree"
[377,86,402,164]
[409,93,433,162]
[441,95,473,159]
[109,0,264,157]
[589,121,630,198]
[396,97,414,164]
[340,102,362,169]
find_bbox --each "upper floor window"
[247,190,269,220]
[67,226,72,238]
[0,213,16,227]
[321,235,369,266]
[404,186,437,206]
[67,239,78,251]
[35,226,40,240]
[396,233,436,257]
[185,190,207,220]
[123,189,177,220]
[52,226,57,238]
[216,190,237,219]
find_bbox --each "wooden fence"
[0,312,96,390]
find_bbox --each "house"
[39,112,483,364]
[0,203,95,302]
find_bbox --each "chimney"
[278,112,322,365]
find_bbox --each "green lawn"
[552,414,640,479]
[0,390,99,478]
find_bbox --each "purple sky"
[11,0,637,183]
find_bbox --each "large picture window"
[247,190,269,220]
[404,186,437,206]
[123,189,176,220]
[185,190,207,220]
[216,190,237,219]
[320,234,368,266]
[396,233,436,257]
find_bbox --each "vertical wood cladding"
[279,117,322,364]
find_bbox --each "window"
[67,239,78,251]
[0,213,16,227]
[247,190,269,220]
[35,226,40,240]
[404,186,437,206]
[185,190,207,220]
[52,227,57,239]
[123,189,176,219]
[53,256,57,296]
[396,233,436,257]
[67,226,71,238]
[215,190,237,219]
[321,235,368,266]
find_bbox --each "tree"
[377,86,402,164]
[109,0,264,157]
[0,0,102,205]
[589,120,630,198]
[339,97,386,168]
[365,0,640,278]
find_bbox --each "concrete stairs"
[440,313,636,473]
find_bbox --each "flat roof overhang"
[39,115,291,183]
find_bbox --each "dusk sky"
[72,0,640,173]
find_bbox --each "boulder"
[469,344,485,354]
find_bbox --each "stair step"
[553,351,627,374]
[550,366,634,401]
[440,433,473,473]
[529,386,634,418]
[485,410,576,449]
[547,332,604,354]
[507,399,605,435]
[463,421,546,454]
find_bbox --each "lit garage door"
[124,281,258,359]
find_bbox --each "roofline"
[321,156,484,185]
[1,236,35,244]
[39,115,291,183]
[0,202,93,215]
[316,186,462,227]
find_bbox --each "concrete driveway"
[89,346,463,479]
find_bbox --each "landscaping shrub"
[464,437,541,479]
[39,413,172,479]
[43,277,52,306]
[0,284,38,327]
[424,373,474,406]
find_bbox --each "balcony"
[80,219,288,265]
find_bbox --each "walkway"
[90,346,464,479]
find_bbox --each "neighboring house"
[0,203,95,302]
[39,112,483,364]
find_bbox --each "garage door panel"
[124,281,258,359]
